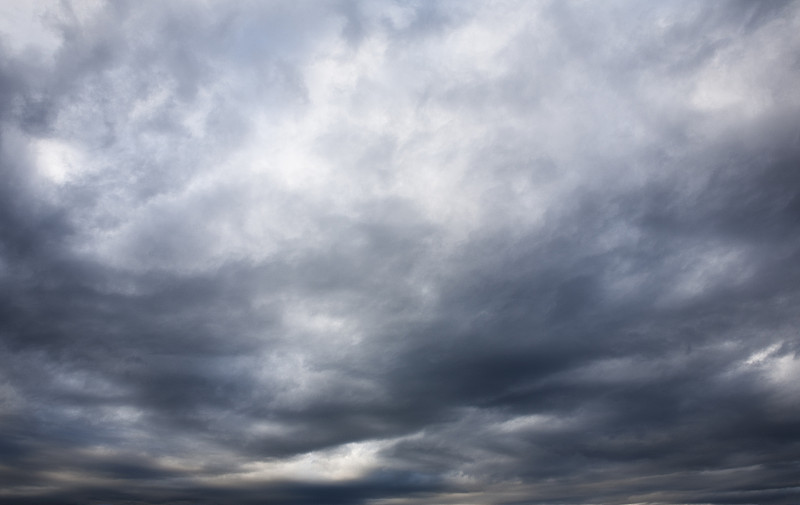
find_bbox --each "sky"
[0,1,799,504]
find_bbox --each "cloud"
[1,1,799,504]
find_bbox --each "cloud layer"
[1,1,799,504]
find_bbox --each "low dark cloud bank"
[1,1,799,504]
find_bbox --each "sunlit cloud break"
[1,1,799,504]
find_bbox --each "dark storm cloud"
[1,1,799,504]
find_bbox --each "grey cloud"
[1,1,799,504]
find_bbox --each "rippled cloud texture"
[1,1,800,504]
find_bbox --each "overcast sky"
[1,1,799,504]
